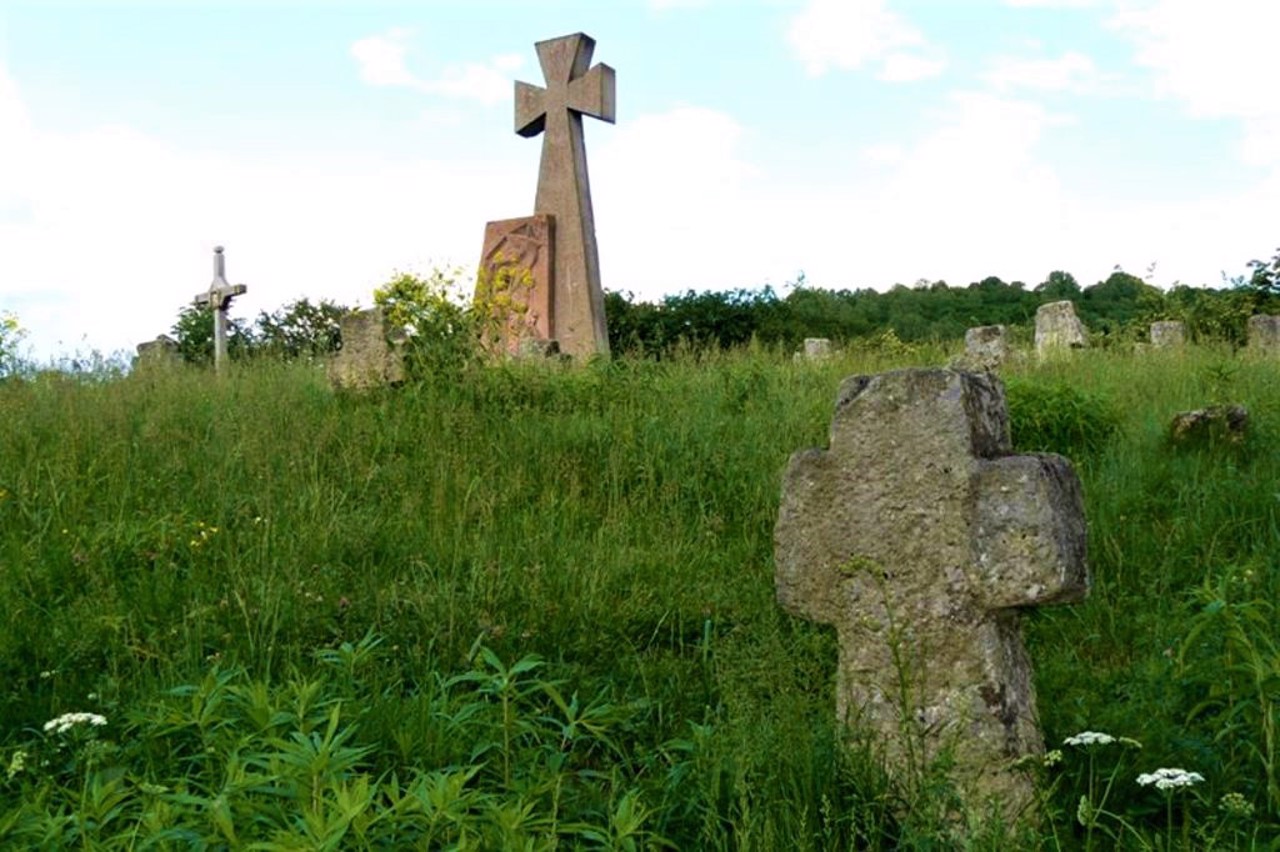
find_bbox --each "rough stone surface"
[327,308,407,391]
[1247,315,1280,353]
[954,325,1009,370]
[476,215,555,355]
[774,368,1089,822]
[1169,404,1248,446]
[517,337,561,359]
[135,334,181,369]
[1150,321,1186,348]
[1034,301,1088,356]
[796,338,832,362]
[514,32,615,359]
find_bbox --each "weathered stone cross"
[514,32,615,359]
[191,246,246,375]
[774,368,1089,821]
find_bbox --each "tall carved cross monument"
[478,33,614,359]
[192,246,247,375]
[775,368,1089,823]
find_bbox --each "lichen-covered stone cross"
[774,368,1089,820]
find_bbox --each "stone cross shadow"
[774,368,1089,821]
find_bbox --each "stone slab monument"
[135,334,181,370]
[1034,300,1087,356]
[1150,320,1186,348]
[774,368,1089,822]
[326,308,407,391]
[955,325,1009,371]
[192,246,247,375]
[476,215,554,356]
[476,32,615,359]
[1247,314,1280,353]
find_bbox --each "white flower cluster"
[1064,731,1115,747]
[1137,768,1204,790]
[43,712,107,735]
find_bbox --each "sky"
[3,0,1280,361]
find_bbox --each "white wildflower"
[1064,731,1115,747]
[1136,768,1204,790]
[42,712,108,735]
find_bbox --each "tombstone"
[1169,404,1248,446]
[775,368,1089,822]
[192,246,247,375]
[1034,300,1087,356]
[477,32,615,360]
[134,334,182,370]
[475,214,555,356]
[801,338,832,362]
[955,325,1009,370]
[1149,321,1186,348]
[1247,315,1280,353]
[326,308,407,391]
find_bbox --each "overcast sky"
[3,0,1279,361]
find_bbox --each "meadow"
[0,340,1277,849]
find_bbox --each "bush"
[1005,378,1122,458]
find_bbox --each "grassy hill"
[0,343,1276,849]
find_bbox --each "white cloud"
[350,28,419,88]
[877,53,947,83]
[350,28,522,105]
[1111,0,1280,166]
[0,63,532,360]
[787,0,944,80]
[1004,0,1103,7]
[981,51,1099,92]
[592,106,776,294]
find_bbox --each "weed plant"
[0,342,1276,848]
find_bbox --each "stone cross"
[192,246,247,375]
[774,368,1089,822]
[515,32,615,359]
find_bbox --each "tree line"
[152,246,1280,365]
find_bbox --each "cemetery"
[2,28,1280,851]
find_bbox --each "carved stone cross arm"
[515,34,616,137]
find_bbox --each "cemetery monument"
[192,246,247,375]
[477,32,615,359]
[775,368,1089,822]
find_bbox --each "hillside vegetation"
[0,343,1277,849]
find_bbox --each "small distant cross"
[514,32,615,358]
[192,246,247,375]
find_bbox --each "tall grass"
[0,341,1276,848]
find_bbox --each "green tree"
[170,304,255,365]
[254,297,348,361]
[372,268,481,377]
[1036,270,1080,300]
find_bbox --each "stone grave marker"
[192,246,247,375]
[774,368,1089,821]
[134,334,181,370]
[326,308,407,391]
[476,214,554,355]
[1247,315,1280,353]
[955,325,1009,371]
[793,337,832,362]
[1150,321,1186,348]
[476,32,614,359]
[1034,300,1087,356]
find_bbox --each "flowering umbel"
[43,712,107,735]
